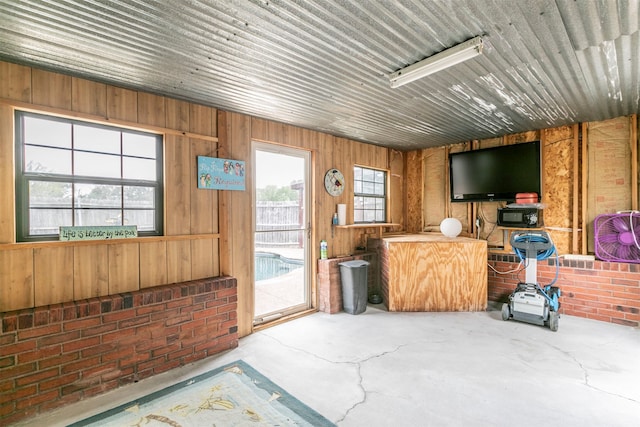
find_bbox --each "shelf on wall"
[334,223,401,238]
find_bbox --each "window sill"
[0,233,221,250]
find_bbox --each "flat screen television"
[449,141,541,203]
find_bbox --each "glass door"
[253,142,311,325]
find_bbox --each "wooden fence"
[255,201,303,247]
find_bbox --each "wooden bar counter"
[377,233,487,311]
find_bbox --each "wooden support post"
[581,122,589,255]
[572,124,580,254]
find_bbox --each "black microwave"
[497,208,543,228]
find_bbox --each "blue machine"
[501,231,561,331]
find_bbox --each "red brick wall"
[488,254,640,327]
[0,276,238,425]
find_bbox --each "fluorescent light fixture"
[389,36,484,88]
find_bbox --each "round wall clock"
[324,168,345,196]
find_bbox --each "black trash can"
[338,260,369,314]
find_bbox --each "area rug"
[69,360,335,427]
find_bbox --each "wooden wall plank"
[0,62,31,102]
[389,149,404,230]
[315,133,332,263]
[0,248,33,311]
[190,138,218,234]
[165,98,190,132]
[219,110,253,337]
[0,104,15,243]
[351,140,388,170]
[164,134,191,235]
[423,147,447,230]
[34,246,74,306]
[405,150,424,233]
[139,240,167,288]
[31,69,72,109]
[167,239,191,284]
[191,238,216,279]
[74,245,109,299]
[106,86,138,122]
[71,77,107,116]
[108,243,140,294]
[190,103,214,136]
[137,92,166,127]
[331,137,354,257]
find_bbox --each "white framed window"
[15,111,163,242]
[353,166,387,223]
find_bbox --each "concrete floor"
[19,304,640,427]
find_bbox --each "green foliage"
[256,185,298,201]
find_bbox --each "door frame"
[252,141,312,325]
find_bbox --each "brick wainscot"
[0,276,238,424]
[488,254,640,327]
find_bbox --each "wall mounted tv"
[449,140,541,203]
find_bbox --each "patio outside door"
[253,142,311,325]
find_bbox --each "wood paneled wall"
[0,61,405,337]
[0,61,220,313]
[219,115,402,336]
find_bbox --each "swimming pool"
[255,252,303,281]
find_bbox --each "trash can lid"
[339,260,369,268]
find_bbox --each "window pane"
[30,209,72,235]
[376,198,385,209]
[123,133,157,158]
[75,184,122,209]
[354,181,362,193]
[354,196,364,209]
[24,117,71,148]
[123,157,155,180]
[375,170,385,183]
[354,167,362,180]
[124,186,155,208]
[374,183,385,195]
[375,210,385,222]
[74,125,120,154]
[29,181,72,207]
[125,209,154,230]
[25,146,72,175]
[354,209,364,222]
[362,168,374,181]
[362,181,375,194]
[76,209,121,227]
[364,197,377,209]
[74,152,121,178]
[364,210,376,222]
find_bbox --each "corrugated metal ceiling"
[0,0,638,150]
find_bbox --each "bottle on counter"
[320,240,328,259]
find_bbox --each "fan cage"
[593,213,640,263]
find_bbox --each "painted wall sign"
[197,156,246,191]
[59,225,138,241]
